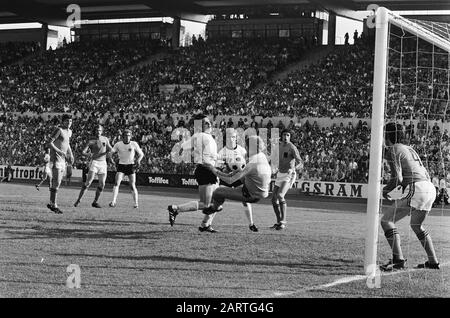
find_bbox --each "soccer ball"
[228,155,246,172]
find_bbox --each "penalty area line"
[267,261,449,297]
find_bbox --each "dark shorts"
[194,164,218,186]
[117,164,135,176]
[242,185,260,203]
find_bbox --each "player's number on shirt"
[408,148,423,167]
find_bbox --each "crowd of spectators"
[0,31,449,184]
[0,39,161,114]
[0,112,372,183]
[0,41,40,66]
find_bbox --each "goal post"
[364,7,450,275]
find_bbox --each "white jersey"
[112,141,144,165]
[182,132,217,166]
[217,145,247,168]
[243,152,272,199]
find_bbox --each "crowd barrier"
[1,165,415,200]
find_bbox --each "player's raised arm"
[81,141,92,158]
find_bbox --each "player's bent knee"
[414,228,429,241]
[380,219,394,231]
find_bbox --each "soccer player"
[0,161,13,183]
[109,129,144,209]
[380,122,440,271]
[203,135,271,220]
[168,114,220,233]
[217,128,258,232]
[271,129,303,230]
[74,125,113,208]
[46,113,74,214]
[35,148,51,191]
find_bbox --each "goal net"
[365,7,450,281]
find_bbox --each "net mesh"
[379,15,449,282]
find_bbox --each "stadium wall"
[0,28,43,43]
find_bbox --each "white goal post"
[364,7,450,275]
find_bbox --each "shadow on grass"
[0,216,163,227]
[2,227,166,240]
[50,252,360,271]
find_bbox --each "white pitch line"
[267,261,449,297]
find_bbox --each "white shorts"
[89,160,108,175]
[49,161,66,172]
[402,180,436,211]
[44,165,51,175]
[275,171,297,188]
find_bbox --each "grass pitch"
[0,182,449,298]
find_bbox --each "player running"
[46,113,74,214]
[380,122,440,271]
[35,148,51,191]
[109,129,144,209]
[271,129,303,230]
[168,114,220,233]
[202,135,271,219]
[74,125,113,208]
[217,128,258,232]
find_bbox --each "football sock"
[77,184,88,202]
[243,203,253,225]
[416,229,439,264]
[111,186,119,204]
[49,188,57,205]
[272,201,281,223]
[279,200,287,224]
[384,228,404,261]
[177,201,200,212]
[132,187,138,206]
[201,213,215,227]
[94,186,103,203]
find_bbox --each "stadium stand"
[1,33,448,183]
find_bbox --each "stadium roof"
[0,0,449,25]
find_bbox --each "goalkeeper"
[380,123,440,271]
[216,128,257,232]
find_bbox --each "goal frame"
[364,7,450,275]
